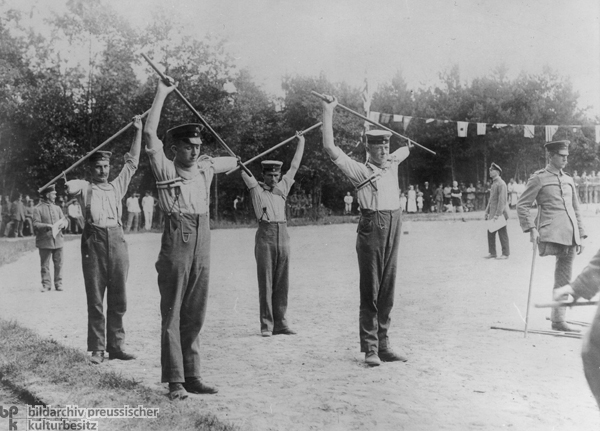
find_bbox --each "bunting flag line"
[358,108,599,140]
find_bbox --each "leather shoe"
[90,350,104,365]
[483,254,497,259]
[183,378,218,394]
[273,328,297,335]
[365,351,381,367]
[496,255,509,260]
[55,286,63,291]
[551,322,581,333]
[108,351,136,361]
[379,349,408,362]
[168,383,189,400]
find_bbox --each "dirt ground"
[1,209,600,430]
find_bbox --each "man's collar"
[258,181,273,191]
[545,164,563,175]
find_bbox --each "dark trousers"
[81,223,129,353]
[156,213,210,383]
[255,221,290,333]
[551,246,576,323]
[6,219,23,237]
[487,226,510,257]
[356,209,402,353]
[39,248,63,291]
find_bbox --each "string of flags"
[366,110,600,143]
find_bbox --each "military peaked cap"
[365,129,392,145]
[261,160,283,173]
[489,162,502,173]
[39,184,56,195]
[167,123,204,145]
[88,151,112,164]
[544,140,570,155]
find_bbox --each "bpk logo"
[0,405,18,430]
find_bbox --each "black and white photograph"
[0,0,599,429]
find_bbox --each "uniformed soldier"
[321,96,410,367]
[241,135,305,337]
[65,115,142,364]
[144,78,238,400]
[517,140,586,332]
[484,163,509,259]
[33,184,69,292]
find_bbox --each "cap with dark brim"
[544,140,570,155]
[365,129,392,145]
[490,162,502,173]
[167,123,204,145]
[88,151,112,164]
[39,184,56,195]
[261,160,283,173]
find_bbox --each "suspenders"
[84,183,121,226]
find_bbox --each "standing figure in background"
[421,182,433,213]
[344,192,354,215]
[466,183,476,212]
[33,184,68,292]
[484,163,509,259]
[6,193,25,237]
[407,185,417,213]
[450,181,463,213]
[126,192,141,232]
[23,198,35,236]
[507,178,517,209]
[142,191,156,230]
[434,184,444,213]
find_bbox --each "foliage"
[1,0,599,216]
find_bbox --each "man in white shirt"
[241,135,304,337]
[343,192,353,215]
[126,192,141,232]
[141,191,155,230]
[321,96,410,367]
[65,115,142,365]
[144,77,238,399]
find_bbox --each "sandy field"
[1,210,600,430]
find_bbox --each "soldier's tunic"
[146,140,236,383]
[67,152,138,354]
[33,199,65,291]
[331,146,409,354]
[517,164,586,323]
[242,172,294,334]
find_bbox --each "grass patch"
[0,235,80,267]
[0,319,239,431]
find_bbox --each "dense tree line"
[1,0,598,217]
